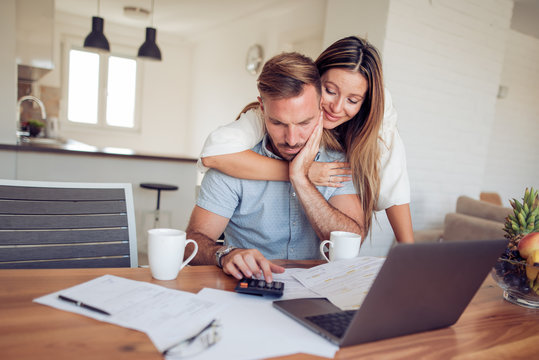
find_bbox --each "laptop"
[273,239,506,347]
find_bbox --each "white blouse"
[198,88,410,211]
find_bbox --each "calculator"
[234,278,284,298]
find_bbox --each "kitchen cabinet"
[0,144,198,263]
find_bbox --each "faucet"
[17,95,47,141]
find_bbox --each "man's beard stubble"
[266,137,305,161]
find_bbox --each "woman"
[199,36,413,243]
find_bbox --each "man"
[186,52,364,282]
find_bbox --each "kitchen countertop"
[0,138,197,163]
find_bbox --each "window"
[66,47,139,129]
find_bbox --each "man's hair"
[257,52,321,100]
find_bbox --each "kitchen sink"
[25,137,68,145]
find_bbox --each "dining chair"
[0,179,138,268]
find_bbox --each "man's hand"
[221,248,285,283]
[289,112,323,183]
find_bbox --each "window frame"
[60,35,143,132]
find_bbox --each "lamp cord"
[151,0,155,27]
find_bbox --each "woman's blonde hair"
[316,36,385,236]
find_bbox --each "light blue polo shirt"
[196,136,357,260]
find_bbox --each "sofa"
[414,196,512,243]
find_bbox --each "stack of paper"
[34,275,225,352]
[34,257,384,359]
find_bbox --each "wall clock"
[245,44,264,75]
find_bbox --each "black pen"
[58,295,111,316]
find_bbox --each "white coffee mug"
[148,228,198,280]
[319,231,362,262]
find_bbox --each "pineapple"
[503,187,539,257]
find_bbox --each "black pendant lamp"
[84,0,110,52]
[138,0,162,61]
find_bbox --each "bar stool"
[139,183,179,266]
[140,183,179,228]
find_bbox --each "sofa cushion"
[442,213,506,242]
[456,196,511,223]
[413,228,443,243]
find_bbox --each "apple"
[518,232,539,259]
[526,250,539,283]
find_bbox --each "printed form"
[292,256,385,310]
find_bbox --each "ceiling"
[55,0,290,39]
[56,0,539,40]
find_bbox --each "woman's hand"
[308,161,352,187]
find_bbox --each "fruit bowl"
[491,257,539,309]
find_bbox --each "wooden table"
[1,261,538,360]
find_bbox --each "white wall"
[0,0,17,145]
[366,0,515,254]
[483,30,539,204]
[323,0,390,51]
[38,11,194,157]
[321,0,391,256]
[187,0,326,158]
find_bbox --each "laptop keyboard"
[305,310,356,338]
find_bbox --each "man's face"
[259,85,320,161]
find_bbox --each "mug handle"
[319,240,332,262]
[180,239,198,270]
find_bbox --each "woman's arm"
[200,108,351,185]
[202,150,289,181]
[199,109,264,171]
[378,89,413,242]
[203,150,352,185]
[386,204,414,243]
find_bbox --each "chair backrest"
[479,192,503,206]
[0,180,138,269]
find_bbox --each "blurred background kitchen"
[0,0,537,257]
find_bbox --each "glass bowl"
[491,257,539,309]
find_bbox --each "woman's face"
[320,68,368,130]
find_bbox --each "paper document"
[34,275,225,352]
[272,268,322,300]
[292,256,385,310]
[188,288,338,360]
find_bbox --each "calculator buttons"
[234,278,284,297]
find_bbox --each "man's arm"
[185,205,229,265]
[291,176,364,240]
[288,117,364,240]
[185,205,284,282]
